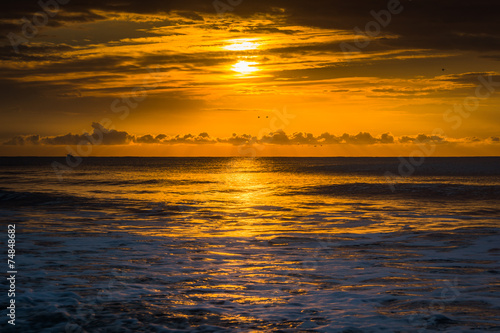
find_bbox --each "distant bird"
[442,68,445,71]
[258,116,260,118]
[266,116,268,118]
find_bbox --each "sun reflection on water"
[10,158,500,332]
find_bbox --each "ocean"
[1,157,500,332]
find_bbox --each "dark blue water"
[1,157,499,332]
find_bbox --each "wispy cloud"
[1,1,499,149]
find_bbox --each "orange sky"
[1,0,499,156]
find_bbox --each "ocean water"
[1,157,500,332]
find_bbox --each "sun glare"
[231,60,259,75]
[223,39,260,51]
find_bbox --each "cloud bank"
[4,123,498,146]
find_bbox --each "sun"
[231,60,259,75]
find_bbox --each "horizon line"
[2,156,500,158]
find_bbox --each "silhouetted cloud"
[398,134,447,144]
[218,134,258,145]
[4,122,133,145]
[4,123,497,146]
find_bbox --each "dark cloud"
[284,0,500,52]
[398,134,447,144]
[7,123,483,146]
[2,0,499,53]
[3,55,138,75]
[176,11,205,21]
[4,122,133,145]
[371,88,435,95]
[341,132,377,145]
[239,26,297,35]
[439,72,500,85]
[4,134,42,145]
[317,132,342,144]
[165,133,218,145]
[380,133,395,144]
[218,133,257,145]
[0,44,73,62]
[481,54,500,61]
[466,137,482,143]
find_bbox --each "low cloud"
[136,132,218,144]
[4,122,133,146]
[398,134,447,144]
[4,122,498,147]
